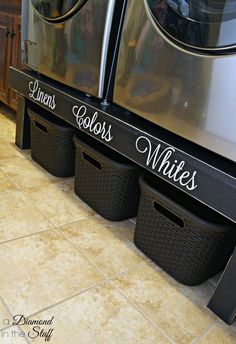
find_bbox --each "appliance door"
[146,0,236,50]
[31,0,87,22]
[23,0,115,98]
[113,0,236,162]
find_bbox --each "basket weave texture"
[74,134,141,221]
[134,176,236,285]
[29,109,76,177]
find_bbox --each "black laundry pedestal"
[208,247,236,325]
[9,66,236,325]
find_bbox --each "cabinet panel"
[0,1,21,14]
[10,15,22,110]
[0,13,12,105]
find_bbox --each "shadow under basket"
[28,109,76,177]
[134,174,236,286]
[73,133,141,221]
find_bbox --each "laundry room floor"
[0,106,235,344]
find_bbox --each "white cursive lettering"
[72,105,113,142]
[29,80,56,110]
[136,136,198,191]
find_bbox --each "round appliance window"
[167,0,236,23]
[31,0,87,22]
[146,0,236,50]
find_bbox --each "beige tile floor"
[0,109,235,344]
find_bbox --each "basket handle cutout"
[154,201,184,228]
[34,120,48,134]
[82,152,102,170]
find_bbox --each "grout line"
[0,172,58,229]
[0,226,57,246]
[0,295,14,318]
[109,279,176,344]
[0,172,19,191]
[0,295,15,331]
[58,228,110,280]
[59,222,151,279]
[107,261,149,280]
[20,329,31,344]
[105,267,134,280]
[4,168,94,229]
[0,170,59,244]
[0,154,85,228]
[129,218,136,225]
[12,279,108,321]
[208,279,217,288]
[58,221,153,279]
[59,226,147,281]
[53,214,98,229]
[17,326,32,344]
[191,320,219,344]
[48,213,95,228]
[0,295,30,343]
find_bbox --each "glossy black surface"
[31,0,86,21]
[9,67,236,223]
[208,247,236,324]
[147,0,236,49]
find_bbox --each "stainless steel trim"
[98,0,116,98]
[104,0,127,101]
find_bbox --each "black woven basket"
[28,109,76,177]
[134,174,236,286]
[73,133,141,221]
